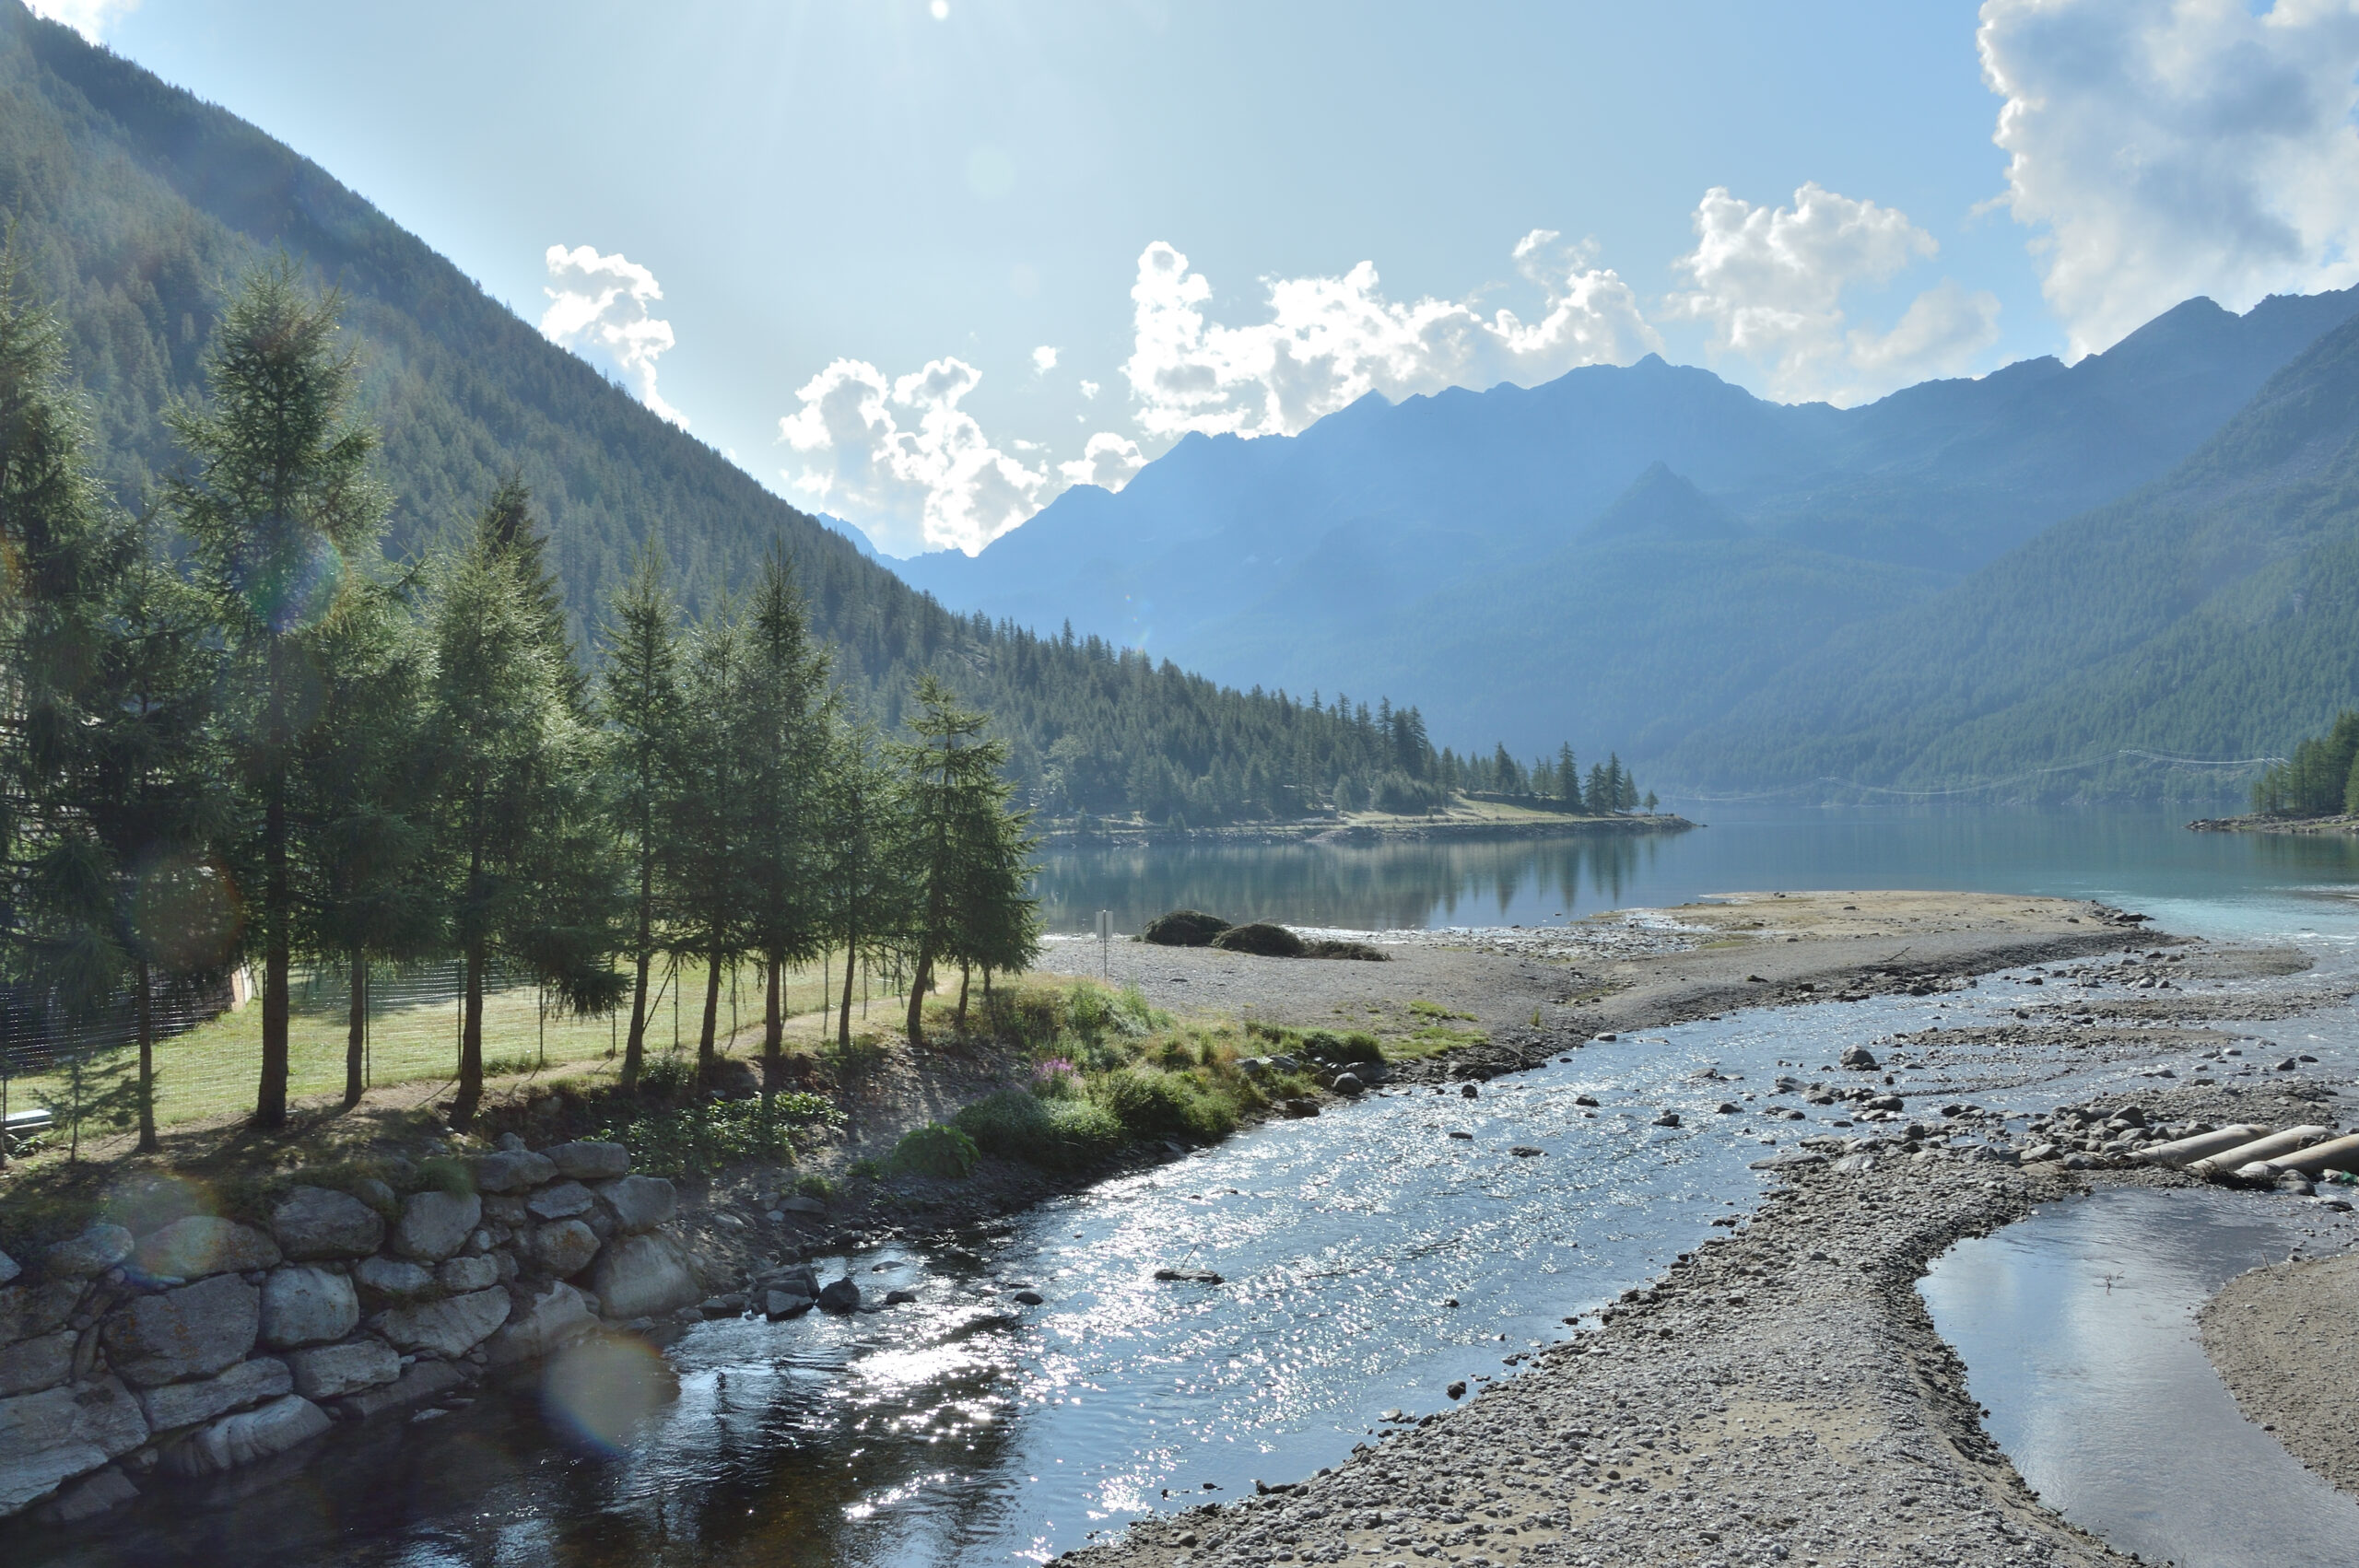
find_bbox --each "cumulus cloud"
[540,244,688,427]
[1031,345,1059,373]
[1663,182,2001,403]
[26,0,136,40]
[1980,0,2359,358]
[1120,233,1659,439]
[778,356,1141,556]
[1078,379,1101,399]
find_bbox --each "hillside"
[1660,309,2359,801]
[0,2,1465,825]
[898,289,2359,764]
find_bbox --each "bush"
[954,1089,1126,1170]
[1212,921,1305,957]
[1300,1029,1384,1066]
[1374,771,1446,814]
[597,1092,839,1178]
[1304,939,1389,961]
[1143,909,1232,946]
[1090,1066,1235,1142]
[887,1123,980,1180]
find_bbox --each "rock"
[474,1150,557,1194]
[395,1190,482,1262]
[1509,1146,1544,1158]
[1867,1094,1906,1112]
[335,1357,464,1422]
[101,1274,260,1387]
[546,1141,630,1181]
[2019,1142,2060,1164]
[1749,1151,1827,1171]
[1653,1111,1682,1129]
[1446,1380,1467,1399]
[0,1376,147,1516]
[37,1463,137,1523]
[482,1195,528,1226]
[376,1287,511,1358]
[482,1282,595,1368]
[44,1224,134,1279]
[351,1257,436,1301]
[1009,1288,1044,1306]
[818,1278,863,1313]
[350,1176,399,1217]
[1152,1268,1225,1285]
[778,1195,826,1216]
[1332,1072,1365,1095]
[1574,1094,1601,1107]
[260,1266,359,1349]
[1840,1046,1880,1071]
[764,1289,815,1318]
[1716,1102,1741,1114]
[159,1394,330,1478]
[134,1356,290,1432]
[437,1256,500,1293]
[284,1339,401,1400]
[590,1232,698,1319]
[268,1187,385,1260]
[1460,1083,1479,1099]
[883,1289,918,1305]
[595,1175,677,1235]
[527,1181,595,1222]
[532,1220,602,1279]
[0,1280,83,1346]
[0,1251,16,1288]
[0,1329,74,1407]
[133,1216,280,1281]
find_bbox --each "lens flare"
[541,1332,677,1455]
[124,852,242,973]
[230,528,346,635]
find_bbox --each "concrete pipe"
[2261,1131,2359,1177]
[2189,1126,2332,1180]
[2136,1125,2271,1169]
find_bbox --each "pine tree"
[1557,744,1579,807]
[167,260,389,1129]
[816,719,906,1050]
[672,594,756,1082]
[1586,762,1611,813]
[739,548,833,1085]
[596,544,683,1090]
[894,674,1023,1044]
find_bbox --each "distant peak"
[1584,462,1743,543]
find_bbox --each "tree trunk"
[622,849,652,1089]
[904,941,933,1045]
[135,958,158,1154]
[957,962,970,1034]
[837,934,857,1049]
[256,650,290,1130]
[451,940,486,1129]
[698,945,723,1079]
[343,950,368,1110]
[763,944,784,1081]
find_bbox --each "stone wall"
[0,1137,703,1525]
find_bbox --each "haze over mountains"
[898,287,2359,800]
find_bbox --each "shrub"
[1091,1066,1235,1141]
[1374,771,1446,814]
[887,1123,980,1180]
[1212,921,1305,957]
[1300,1029,1384,1066]
[1143,909,1232,946]
[954,1089,1125,1170]
[1304,938,1389,962]
[596,1092,839,1178]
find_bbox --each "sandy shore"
[1037,898,2359,1568]
[2201,1251,2359,1500]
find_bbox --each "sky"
[35,1,2359,557]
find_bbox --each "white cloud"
[1980,0,2359,357]
[1078,379,1101,399]
[539,243,688,428]
[1120,233,1659,439]
[1031,345,1059,373]
[1663,182,2001,402]
[26,0,136,40]
[1059,431,1145,491]
[778,355,1144,556]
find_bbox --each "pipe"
[2260,1131,2359,1177]
[2189,1126,2332,1180]
[2136,1125,2271,1169]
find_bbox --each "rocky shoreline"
[1033,813,1696,848]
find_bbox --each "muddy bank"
[2201,1251,2359,1502]
[1065,1071,2357,1568]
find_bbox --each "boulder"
[473,1150,557,1194]
[134,1356,290,1433]
[158,1394,330,1478]
[37,1463,138,1523]
[589,1233,698,1319]
[394,1190,481,1262]
[260,1266,359,1349]
[43,1224,134,1279]
[1142,908,1231,947]
[532,1220,601,1279]
[778,1195,826,1216]
[268,1187,385,1260]
[349,1176,398,1217]
[546,1141,629,1181]
[101,1274,260,1387]
[133,1216,280,1281]
[0,1330,74,1398]
[1840,1046,1880,1071]
[481,1283,595,1367]
[527,1181,595,1222]
[438,1255,500,1293]
[0,1250,16,1288]
[763,1289,815,1318]
[284,1339,401,1400]
[817,1277,862,1313]
[376,1287,511,1359]
[0,1376,147,1516]
[0,1279,83,1344]
[335,1358,464,1422]
[594,1175,676,1234]
[351,1257,435,1300]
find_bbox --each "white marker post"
[1096,909,1113,979]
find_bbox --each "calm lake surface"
[28,807,2359,1568]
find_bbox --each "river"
[25,807,2359,1568]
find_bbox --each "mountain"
[0,2,1439,825]
[898,288,2359,767]
[1660,307,2359,801]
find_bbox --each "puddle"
[1920,1188,2359,1568]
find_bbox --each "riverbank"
[1066,1069,2359,1568]
[2189,811,2359,834]
[2201,1250,2359,1502]
[1034,807,1696,848]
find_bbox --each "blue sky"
[45,1,2359,556]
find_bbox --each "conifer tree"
[597,544,683,1090]
[816,719,906,1050]
[1586,762,1610,813]
[739,549,833,1083]
[893,674,1023,1044]
[167,260,389,1129]
[672,595,756,1082]
[1558,743,1579,807]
